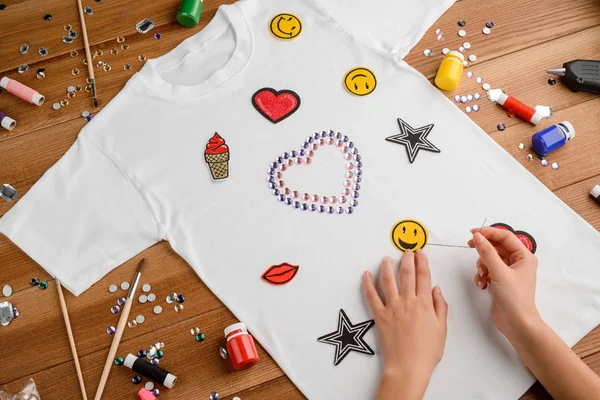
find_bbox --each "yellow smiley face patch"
[269,13,303,40]
[390,219,428,252]
[343,67,377,96]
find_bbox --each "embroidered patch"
[269,13,302,40]
[490,223,537,254]
[317,309,375,366]
[252,88,301,124]
[390,219,428,252]
[386,118,440,163]
[343,67,377,96]
[266,130,362,215]
[204,133,229,181]
[261,263,299,285]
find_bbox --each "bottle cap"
[32,92,45,106]
[0,115,16,131]
[164,373,177,388]
[224,322,247,338]
[558,121,575,140]
[448,51,465,62]
[591,184,600,199]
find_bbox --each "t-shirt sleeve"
[0,134,162,296]
[315,0,455,58]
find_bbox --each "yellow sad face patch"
[390,219,428,252]
[343,67,377,96]
[269,13,303,40]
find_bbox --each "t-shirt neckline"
[138,3,252,100]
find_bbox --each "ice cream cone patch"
[204,133,230,181]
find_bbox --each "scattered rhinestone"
[458,29,466,37]
[483,27,491,35]
[423,49,434,57]
[111,305,121,314]
[548,78,556,85]
[135,315,145,324]
[17,65,29,73]
[121,281,130,290]
[541,159,549,167]
[39,47,48,56]
[468,54,477,62]
[19,44,29,54]
[219,347,228,359]
[472,104,480,112]
[191,327,201,335]
[107,326,116,335]
[482,83,491,90]
[551,162,559,170]
[153,305,163,314]
[84,6,93,15]
[497,124,505,131]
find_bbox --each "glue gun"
[547,60,600,94]
[486,88,552,125]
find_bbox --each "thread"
[124,354,176,388]
[0,77,45,106]
[502,96,535,122]
[0,110,16,131]
[428,243,470,249]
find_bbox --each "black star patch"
[317,309,375,366]
[385,118,440,163]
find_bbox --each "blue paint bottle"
[531,121,575,157]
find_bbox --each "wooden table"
[1,0,599,398]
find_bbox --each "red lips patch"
[252,88,301,124]
[491,223,537,254]
[261,263,299,285]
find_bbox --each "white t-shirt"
[2,1,600,398]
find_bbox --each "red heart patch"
[252,87,301,124]
[490,223,537,254]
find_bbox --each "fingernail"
[477,280,484,289]
[383,256,392,262]
[470,228,476,233]
[473,232,484,245]
[477,266,484,277]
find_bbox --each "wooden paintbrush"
[75,0,98,108]
[94,259,145,399]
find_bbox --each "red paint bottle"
[224,322,259,370]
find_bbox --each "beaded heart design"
[266,130,362,214]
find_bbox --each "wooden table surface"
[1,0,599,398]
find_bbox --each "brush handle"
[94,298,133,400]
[76,0,96,105]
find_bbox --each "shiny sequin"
[466,71,473,78]
[482,83,491,90]
[518,143,525,150]
[96,61,105,68]
[458,46,465,53]
[84,6,93,14]
[166,293,177,303]
[145,382,155,390]
[458,20,466,27]
[114,357,124,366]
[120,281,130,290]
[139,283,151,293]
[541,159,549,167]
[39,281,48,290]
[174,304,184,312]
[82,111,90,118]
[69,30,78,38]
[124,64,131,70]
[139,294,147,303]
[103,64,111,71]
[460,96,467,103]
[551,162,559,170]
[132,375,142,384]
[107,326,116,334]
[111,305,120,314]
[191,327,201,335]
[442,48,449,55]
[19,44,29,54]
[128,320,138,328]
[17,64,29,73]
[2,285,12,297]
[138,54,147,61]
[468,54,477,62]
[473,104,480,112]
[147,293,156,302]
[482,27,491,35]
[135,315,145,324]
[548,78,556,85]
[72,68,80,75]
[475,77,483,84]
[473,93,481,100]
[423,49,434,57]
[463,42,471,49]
[497,124,505,131]
[454,95,461,102]
[467,94,473,101]
[62,36,74,44]
[458,29,466,37]
[219,347,228,359]
[52,102,61,110]
[462,60,469,67]
[30,277,40,286]
[465,106,472,113]
[151,388,160,396]
[210,392,219,400]
[153,305,163,314]
[527,154,534,161]
[117,297,126,306]
[39,47,48,56]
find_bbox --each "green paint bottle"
[177,0,203,27]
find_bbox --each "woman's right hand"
[468,227,541,342]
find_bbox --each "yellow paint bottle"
[435,51,465,91]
